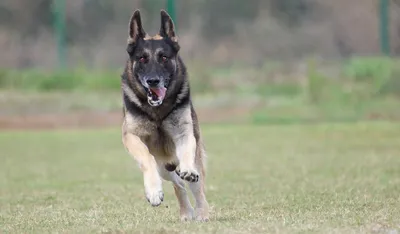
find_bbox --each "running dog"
[120,9,210,222]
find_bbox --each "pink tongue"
[150,87,167,99]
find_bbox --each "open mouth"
[147,87,167,106]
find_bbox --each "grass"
[1,122,400,233]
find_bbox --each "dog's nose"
[146,78,160,87]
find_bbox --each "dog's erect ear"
[159,10,178,42]
[128,10,146,45]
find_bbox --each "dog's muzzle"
[141,76,169,107]
[146,87,167,106]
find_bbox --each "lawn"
[0,122,399,233]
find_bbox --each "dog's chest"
[143,126,175,159]
[124,112,180,159]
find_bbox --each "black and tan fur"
[121,9,209,221]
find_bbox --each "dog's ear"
[128,10,146,45]
[159,10,178,43]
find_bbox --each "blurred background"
[0,0,399,129]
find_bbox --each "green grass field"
[1,122,399,233]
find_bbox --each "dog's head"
[126,10,180,107]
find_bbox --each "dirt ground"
[0,107,252,130]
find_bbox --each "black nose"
[146,78,160,87]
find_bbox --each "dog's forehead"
[140,38,171,54]
[144,34,164,41]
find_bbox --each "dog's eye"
[138,57,146,63]
[161,56,168,62]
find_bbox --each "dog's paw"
[195,215,209,222]
[180,211,194,222]
[195,211,210,222]
[175,168,199,182]
[145,190,164,207]
[196,215,210,222]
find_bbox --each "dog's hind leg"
[188,181,209,221]
[159,167,194,221]
[188,150,210,222]
[173,176,195,221]
[122,133,164,207]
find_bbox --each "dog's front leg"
[123,132,163,206]
[175,132,199,183]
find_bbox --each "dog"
[120,9,210,222]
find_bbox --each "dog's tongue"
[150,87,167,99]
